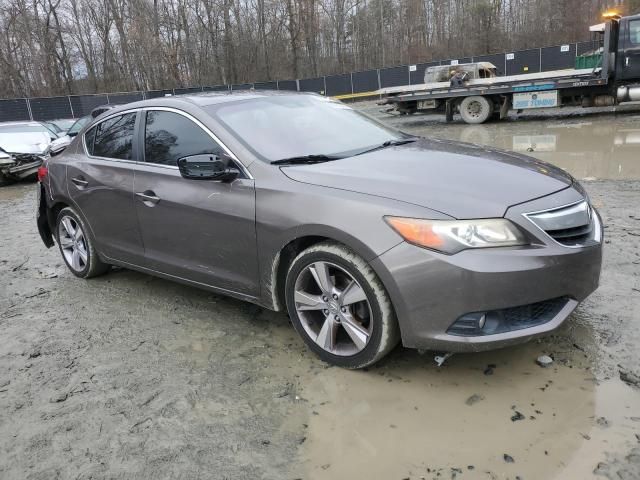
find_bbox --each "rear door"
[133,108,259,296]
[66,111,144,264]
[620,17,640,81]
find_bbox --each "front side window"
[144,110,223,166]
[207,95,402,162]
[630,20,640,45]
[92,112,136,160]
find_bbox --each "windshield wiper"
[270,154,343,165]
[354,137,419,156]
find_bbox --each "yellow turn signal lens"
[385,217,445,249]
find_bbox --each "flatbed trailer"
[380,13,640,124]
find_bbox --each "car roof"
[101,90,315,117]
[0,121,47,127]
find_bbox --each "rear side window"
[630,20,640,45]
[91,112,137,160]
[84,126,96,155]
[144,110,222,166]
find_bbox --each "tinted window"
[84,126,96,155]
[93,112,136,160]
[631,20,640,45]
[144,111,222,166]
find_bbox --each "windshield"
[207,95,404,162]
[68,116,90,135]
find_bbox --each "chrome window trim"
[82,108,140,165]
[82,106,253,180]
[523,199,601,249]
[140,106,253,179]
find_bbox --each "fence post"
[68,96,75,118]
[26,98,34,120]
[539,47,542,72]
[376,69,381,91]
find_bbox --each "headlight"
[385,216,528,254]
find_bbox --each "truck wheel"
[459,96,493,124]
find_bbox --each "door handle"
[135,191,160,205]
[71,177,88,188]
[626,56,630,67]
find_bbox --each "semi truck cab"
[617,14,640,81]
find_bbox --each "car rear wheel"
[55,207,109,278]
[285,241,400,369]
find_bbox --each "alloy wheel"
[58,215,88,272]
[293,261,373,356]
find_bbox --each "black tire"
[55,207,110,278]
[285,241,400,369]
[0,171,13,187]
[459,96,493,124]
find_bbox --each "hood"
[0,132,51,155]
[280,138,574,219]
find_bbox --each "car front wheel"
[285,241,400,369]
[55,207,109,278]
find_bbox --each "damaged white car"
[0,121,71,186]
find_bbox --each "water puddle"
[395,114,640,181]
[296,338,639,479]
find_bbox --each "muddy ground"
[1,108,640,480]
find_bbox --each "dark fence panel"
[30,96,72,121]
[174,87,202,95]
[325,74,352,96]
[108,92,144,104]
[506,49,541,76]
[0,99,30,122]
[410,62,439,84]
[231,83,253,91]
[473,54,506,76]
[351,70,379,93]
[541,44,576,71]
[277,80,298,91]
[146,89,174,98]
[70,94,109,118]
[202,85,229,92]
[299,77,325,93]
[380,66,409,88]
[254,81,278,90]
[442,57,472,65]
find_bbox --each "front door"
[133,109,259,297]
[620,17,640,81]
[67,111,144,264]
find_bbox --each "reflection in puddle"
[399,114,640,181]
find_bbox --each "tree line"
[0,0,636,99]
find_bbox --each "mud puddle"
[367,108,640,181]
[296,335,639,479]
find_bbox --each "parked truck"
[379,12,640,124]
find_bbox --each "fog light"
[447,312,486,336]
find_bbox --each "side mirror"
[67,131,78,138]
[177,153,240,182]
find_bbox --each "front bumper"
[372,191,603,352]
[0,155,45,181]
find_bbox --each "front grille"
[545,224,592,245]
[447,297,569,336]
[524,200,597,247]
